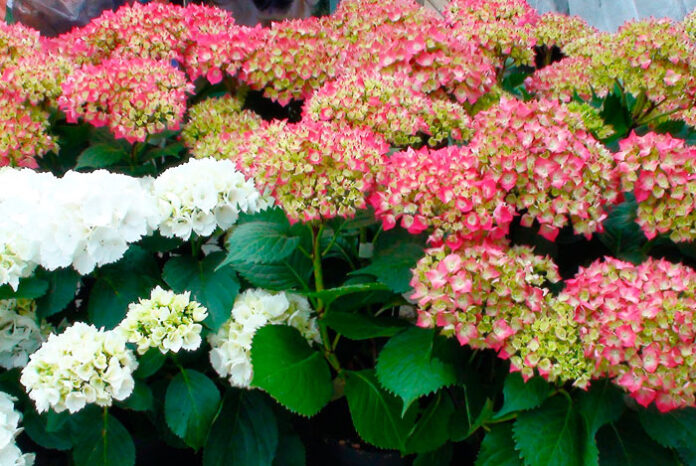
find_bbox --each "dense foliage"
[2,0,696,464]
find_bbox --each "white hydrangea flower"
[0,391,35,466]
[117,286,208,355]
[153,158,272,240]
[20,322,138,414]
[208,289,320,388]
[0,299,50,370]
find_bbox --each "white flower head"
[208,289,319,388]
[0,299,50,370]
[20,322,138,414]
[117,286,208,355]
[0,391,35,466]
[153,158,272,240]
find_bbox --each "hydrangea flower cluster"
[181,95,263,158]
[0,96,56,168]
[534,13,597,53]
[370,146,514,248]
[20,322,138,414]
[0,22,41,73]
[410,240,559,352]
[444,0,539,67]
[58,58,193,143]
[208,289,319,388]
[304,72,472,147]
[562,257,696,412]
[118,286,207,355]
[503,297,595,388]
[233,121,388,223]
[614,131,696,242]
[0,53,75,106]
[0,299,48,370]
[153,158,270,240]
[524,56,603,102]
[0,391,34,466]
[238,17,341,105]
[469,97,621,241]
[0,167,159,286]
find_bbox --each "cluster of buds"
[182,95,263,157]
[562,257,696,412]
[0,96,56,168]
[304,72,472,147]
[0,53,75,106]
[614,131,696,242]
[0,22,41,73]
[469,97,621,241]
[411,240,559,352]
[525,56,605,102]
[534,13,598,54]
[233,120,388,223]
[444,0,539,67]
[238,17,341,105]
[58,58,193,143]
[370,145,514,248]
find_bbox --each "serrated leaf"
[203,390,278,466]
[72,412,135,466]
[599,194,647,263]
[163,252,240,331]
[476,424,523,466]
[165,369,221,450]
[405,391,455,454]
[322,311,407,340]
[251,325,332,417]
[35,268,79,318]
[0,277,49,299]
[494,373,551,419]
[300,283,390,307]
[376,327,457,413]
[225,221,300,265]
[596,413,677,466]
[133,348,166,379]
[576,379,624,436]
[351,229,426,293]
[513,396,586,466]
[637,406,696,453]
[118,380,154,411]
[344,369,418,451]
[75,144,127,169]
[230,250,313,291]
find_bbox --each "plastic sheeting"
[11,0,130,36]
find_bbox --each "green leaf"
[118,380,154,411]
[163,252,240,331]
[203,390,278,466]
[405,391,455,454]
[0,277,49,299]
[596,413,677,466]
[165,369,221,450]
[351,229,426,293]
[376,327,457,412]
[322,311,407,340]
[75,144,127,169]
[599,194,647,264]
[513,396,586,466]
[230,250,313,291]
[637,406,696,453]
[35,268,79,318]
[344,370,418,451]
[225,221,300,265]
[87,246,159,329]
[576,379,625,436]
[476,424,523,466]
[300,283,390,307]
[494,373,551,419]
[251,325,332,417]
[23,409,73,451]
[273,432,306,466]
[73,412,135,466]
[414,443,453,466]
[133,348,166,379]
